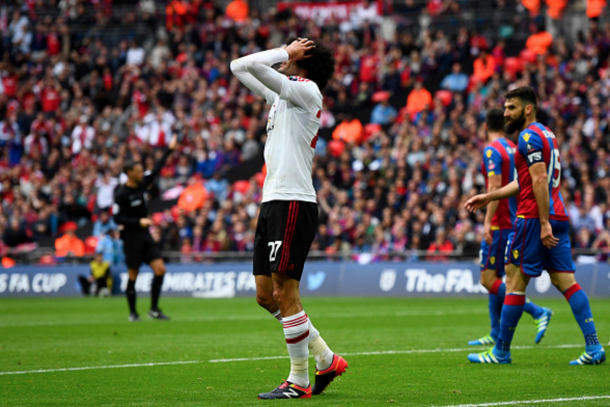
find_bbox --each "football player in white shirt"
[231,38,347,400]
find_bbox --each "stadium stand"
[0,0,609,265]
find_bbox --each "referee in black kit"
[113,134,177,322]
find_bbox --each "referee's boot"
[148,308,170,320]
[128,312,141,322]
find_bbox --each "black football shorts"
[122,232,162,270]
[253,200,318,281]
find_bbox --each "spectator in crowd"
[472,48,495,84]
[441,63,469,92]
[95,171,119,211]
[426,229,454,261]
[592,229,610,261]
[526,25,553,55]
[370,93,397,126]
[71,116,95,155]
[55,222,85,257]
[406,78,432,115]
[92,209,118,237]
[59,195,91,227]
[2,218,31,247]
[96,229,124,265]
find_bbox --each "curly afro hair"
[290,39,335,92]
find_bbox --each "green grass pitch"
[0,296,608,406]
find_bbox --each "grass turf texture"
[0,297,608,406]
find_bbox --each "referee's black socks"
[151,274,164,311]
[126,279,137,314]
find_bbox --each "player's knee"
[154,264,167,276]
[272,286,295,308]
[256,292,275,310]
[549,275,561,290]
[480,271,495,290]
[272,286,284,305]
[549,272,575,292]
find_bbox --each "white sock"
[308,319,334,371]
[271,309,282,323]
[282,311,310,387]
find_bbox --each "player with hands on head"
[231,37,347,400]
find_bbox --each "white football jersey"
[261,75,322,203]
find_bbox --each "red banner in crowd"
[277,1,369,22]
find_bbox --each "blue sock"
[489,294,501,340]
[495,293,525,356]
[523,298,544,319]
[488,280,505,340]
[585,333,601,351]
[564,284,600,350]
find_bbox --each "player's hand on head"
[169,133,178,150]
[464,194,489,213]
[285,38,315,61]
[540,221,559,249]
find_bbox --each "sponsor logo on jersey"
[490,256,496,265]
[523,133,531,142]
[513,250,519,259]
[528,151,542,163]
[130,199,142,207]
[486,150,492,158]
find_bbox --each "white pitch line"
[0,360,200,376]
[207,344,582,363]
[433,395,610,407]
[0,309,487,328]
[0,344,584,375]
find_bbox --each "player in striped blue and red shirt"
[465,87,605,365]
[468,109,550,348]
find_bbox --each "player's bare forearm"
[484,200,499,226]
[240,48,289,95]
[466,180,519,213]
[487,180,519,202]
[529,163,550,223]
[484,175,502,224]
[230,52,280,100]
[532,176,550,223]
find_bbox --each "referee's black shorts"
[253,200,318,281]
[122,232,162,270]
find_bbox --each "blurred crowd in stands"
[0,0,609,264]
